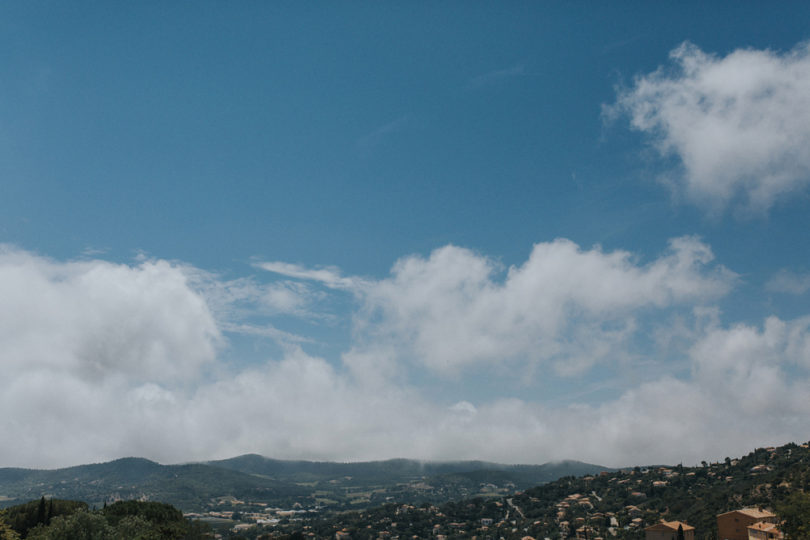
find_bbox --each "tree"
[677,524,685,540]
[113,515,163,540]
[36,497,46,526]
[776,492,810,539]
[1,498,88,537]
[102,501,191,538]
[26,510,115,540]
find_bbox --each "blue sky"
[2,2,810,468]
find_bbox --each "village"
[205,443,809,540]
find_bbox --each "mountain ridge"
[0,454,609,512]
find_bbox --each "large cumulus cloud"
[0,246,221,466]
[0,247,220,383]
[355,236,735,374]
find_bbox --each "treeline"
[0,498,210,539]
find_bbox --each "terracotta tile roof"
[748,522,780,533]
[645,520,695,532]
[718,508,776,519]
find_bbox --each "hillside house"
[625,505,643,518]
[645,521,695,540]
[575,525,597,539]
[717,509,777,540]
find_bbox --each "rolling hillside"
[0,458,308,512]
[208,454,610,488]
[0,455,609,514]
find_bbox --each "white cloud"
[766,269,810,295]
[262,282,310,313]
[257,261,362,290]
[0,246,220,384]
[357,236,735,374]
[219,322,312,344]
[0,246,222,466]
[610,41,810,213]
[450,401,477,415]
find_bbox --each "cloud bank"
[3,241,810,469]
[610,41,810,213]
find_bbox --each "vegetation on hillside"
[209,455,608,488]
[0,499,210,539]
[0,459,308,512]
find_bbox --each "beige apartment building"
[644,521,695,540]
[717,508,777,540]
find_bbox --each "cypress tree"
[36,496,46,526]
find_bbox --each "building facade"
[717,509,777,540]
[645,521,695,540]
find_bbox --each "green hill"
[208,454,610,488]
[0,458,308,512]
